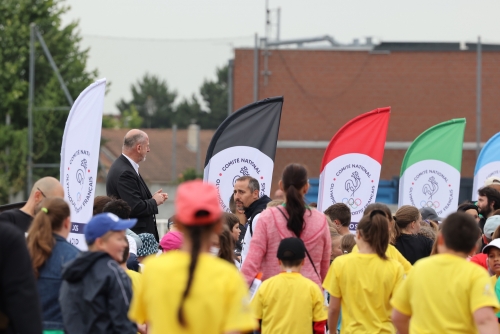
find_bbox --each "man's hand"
[153,189,168,206]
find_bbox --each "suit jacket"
[106,155,158,239]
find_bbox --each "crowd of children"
[3,170,500,334]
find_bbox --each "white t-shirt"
[240,213,260,266]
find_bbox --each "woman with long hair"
[240,163,331,287]
[394,205,433,264]
[129,180,256,333]
[27,197,79,333]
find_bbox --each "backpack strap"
[248,212,259,237]
[276,207,321,281]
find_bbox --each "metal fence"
[157,219,169,238]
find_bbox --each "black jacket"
[59,252,136,334]
[395,233,433,265]
[106,154,158,240]
[0,221,42,334]
[0,209,33,233]
[244,195,272,236]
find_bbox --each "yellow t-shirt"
[352,244,412,274]
[323,252,404,334]
[391,253,499,334]
[126,269,142,293]
[251,272,327,333]
[129,251,257,334]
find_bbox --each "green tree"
[116,74,177,129]
[173,94,202,128]
[0,0,97,201]
[171,65,229,129]
[198,65,229,129]
[120,105,143,128]
[102,115,119,129]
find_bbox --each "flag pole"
[476,36,482,159]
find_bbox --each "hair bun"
[369,209,386,219]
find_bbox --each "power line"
[82,34,254,43]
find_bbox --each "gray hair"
[123,132,146,149]
[236,176,259,193]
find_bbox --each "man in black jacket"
[0,221,42,334]
[0,176,64,232]
[106,129,168,241]
[234,176,271,264]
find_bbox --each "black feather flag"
[203,97,283,212]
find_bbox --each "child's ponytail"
[27,197,70,277]
[177,223,214,327]
[357,210,389,260]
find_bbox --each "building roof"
[374,42,500,52]
[99,128,215,184]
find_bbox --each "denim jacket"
[37,234,80,330]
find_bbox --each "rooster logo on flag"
[345,171,361,197]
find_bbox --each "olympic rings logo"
[343,198,362,209]
[420,200,440,209]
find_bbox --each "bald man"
[106,129,167,241]
[0,176,64,232]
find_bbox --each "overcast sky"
[61,0,500,115]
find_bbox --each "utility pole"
[27,23,35,196]
[5,113,11,202]
[26,23,73,194]
[276,7,281,41]
[227,59,233,116]
[476,36,482,158]
[253,33,259,102]
[145,96,157,129]
[171,124,177,183]
[196,126,201,175]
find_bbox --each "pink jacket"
[241,207,331,287]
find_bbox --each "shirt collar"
[122,153,139,175]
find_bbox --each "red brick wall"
[233,48,500,193]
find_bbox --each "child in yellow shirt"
[391,212,499,334]
[323,210,404,333]
[128,180,256,334]
[250,237,327,333]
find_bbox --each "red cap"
[175,180,222,226]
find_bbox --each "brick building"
[232,42,500,196]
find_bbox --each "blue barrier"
[306,177,474,206]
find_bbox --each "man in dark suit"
[106,129,168,241]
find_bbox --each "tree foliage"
[198,65,229,129]
[175,65,229,129]
[119,65,229,130]
[102,106,143,129]
[116,74,177,129]
[0,0,97,201]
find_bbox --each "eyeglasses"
[37,187,47,198]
